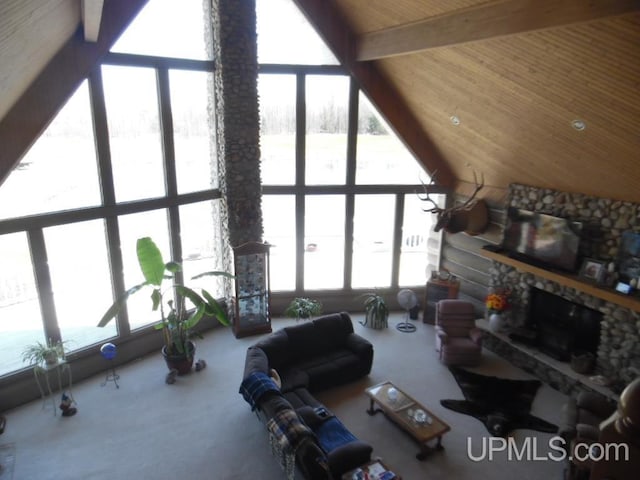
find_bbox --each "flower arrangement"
[485,292,510,314]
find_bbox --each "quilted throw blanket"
[267,409,315,452]
[239,372,280,411]
[267,409,315,480]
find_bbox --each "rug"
[440,367,558,437]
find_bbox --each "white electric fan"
[396,289,418,333]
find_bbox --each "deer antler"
[417,171,442,213]
[419,170,486,233]
[451,171,484,212]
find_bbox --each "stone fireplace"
[521,286,603,362]
[486,184,640,393]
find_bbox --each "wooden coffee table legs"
[367,398,382,416]
[366,398,446,461]
[416,435,445,460]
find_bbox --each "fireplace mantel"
[480,247,640,313]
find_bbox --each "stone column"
[210,0,263,251]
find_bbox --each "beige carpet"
[1,313,568,479]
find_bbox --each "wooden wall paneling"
[444,230,492,257]
[457,280,489,313]
[335,0,487,34]
[0,0,80,120]
[356,0,640,60]
[370,13,640,202]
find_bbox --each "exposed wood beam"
[82,0,105,42]
[0,0,149,187]
[292,0,456,189]
[357,0,640,61]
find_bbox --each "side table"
[33,361,75,416]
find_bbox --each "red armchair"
[435,300,483,366]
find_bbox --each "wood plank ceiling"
[298,0,640,202]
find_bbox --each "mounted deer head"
[419,171,489,235]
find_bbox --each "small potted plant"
[284,297,322,321]
[98,236,233,374]
[359,293,388,329]
[22,339,68,367]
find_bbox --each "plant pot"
[367,311,388,329]
[571,351,595,374]
[162,341,195,375]
[44,352,59,366]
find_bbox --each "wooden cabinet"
[423,277,459,324]
[232,242,272,338]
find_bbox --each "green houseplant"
[284,297,322,321]
[98,236,233,374]
[22,339,68,367]
[360,293,389,329]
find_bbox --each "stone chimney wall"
[211,0,263,250]
[489,184,640,386]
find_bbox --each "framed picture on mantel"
[579,258,606,284]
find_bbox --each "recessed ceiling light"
[450,115,460,126]
[571,119,586,131]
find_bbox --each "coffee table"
[365,381,450,460]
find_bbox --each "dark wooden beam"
[292,0,455,189]
[357,0,640,61]
[0,0,149,187]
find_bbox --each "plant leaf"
[136,237,166,286]
[151,288,161,311]
[191,270,235,280]
[176,285,204,309]
[165,261,182,274]
[181,302,206,330]
[201,290,230,326]
[97,282,148,327]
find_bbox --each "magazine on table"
[350,460,396,480]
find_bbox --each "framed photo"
[579,258,606,283]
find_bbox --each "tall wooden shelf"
[480,248,640,313]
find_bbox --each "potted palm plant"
[98,236,233,374]
[360,293,389,329]
[284,297,322,321]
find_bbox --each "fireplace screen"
[526,287,602,362]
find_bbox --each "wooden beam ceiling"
[0,0,148,187]
[82,0,105,42]
[293,0,456,189]
[357,0,640,61]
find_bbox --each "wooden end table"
[365,381,450,460]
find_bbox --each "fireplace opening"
[513,287,602,362]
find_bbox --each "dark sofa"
[240,312,374,479]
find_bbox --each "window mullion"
[28,229,61,343]
[391,193,405,289]
[343,80,359,289]
[89,67,115,207]
[91,64,130,337]
[295,73,306,291]
[156,67,183,287]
